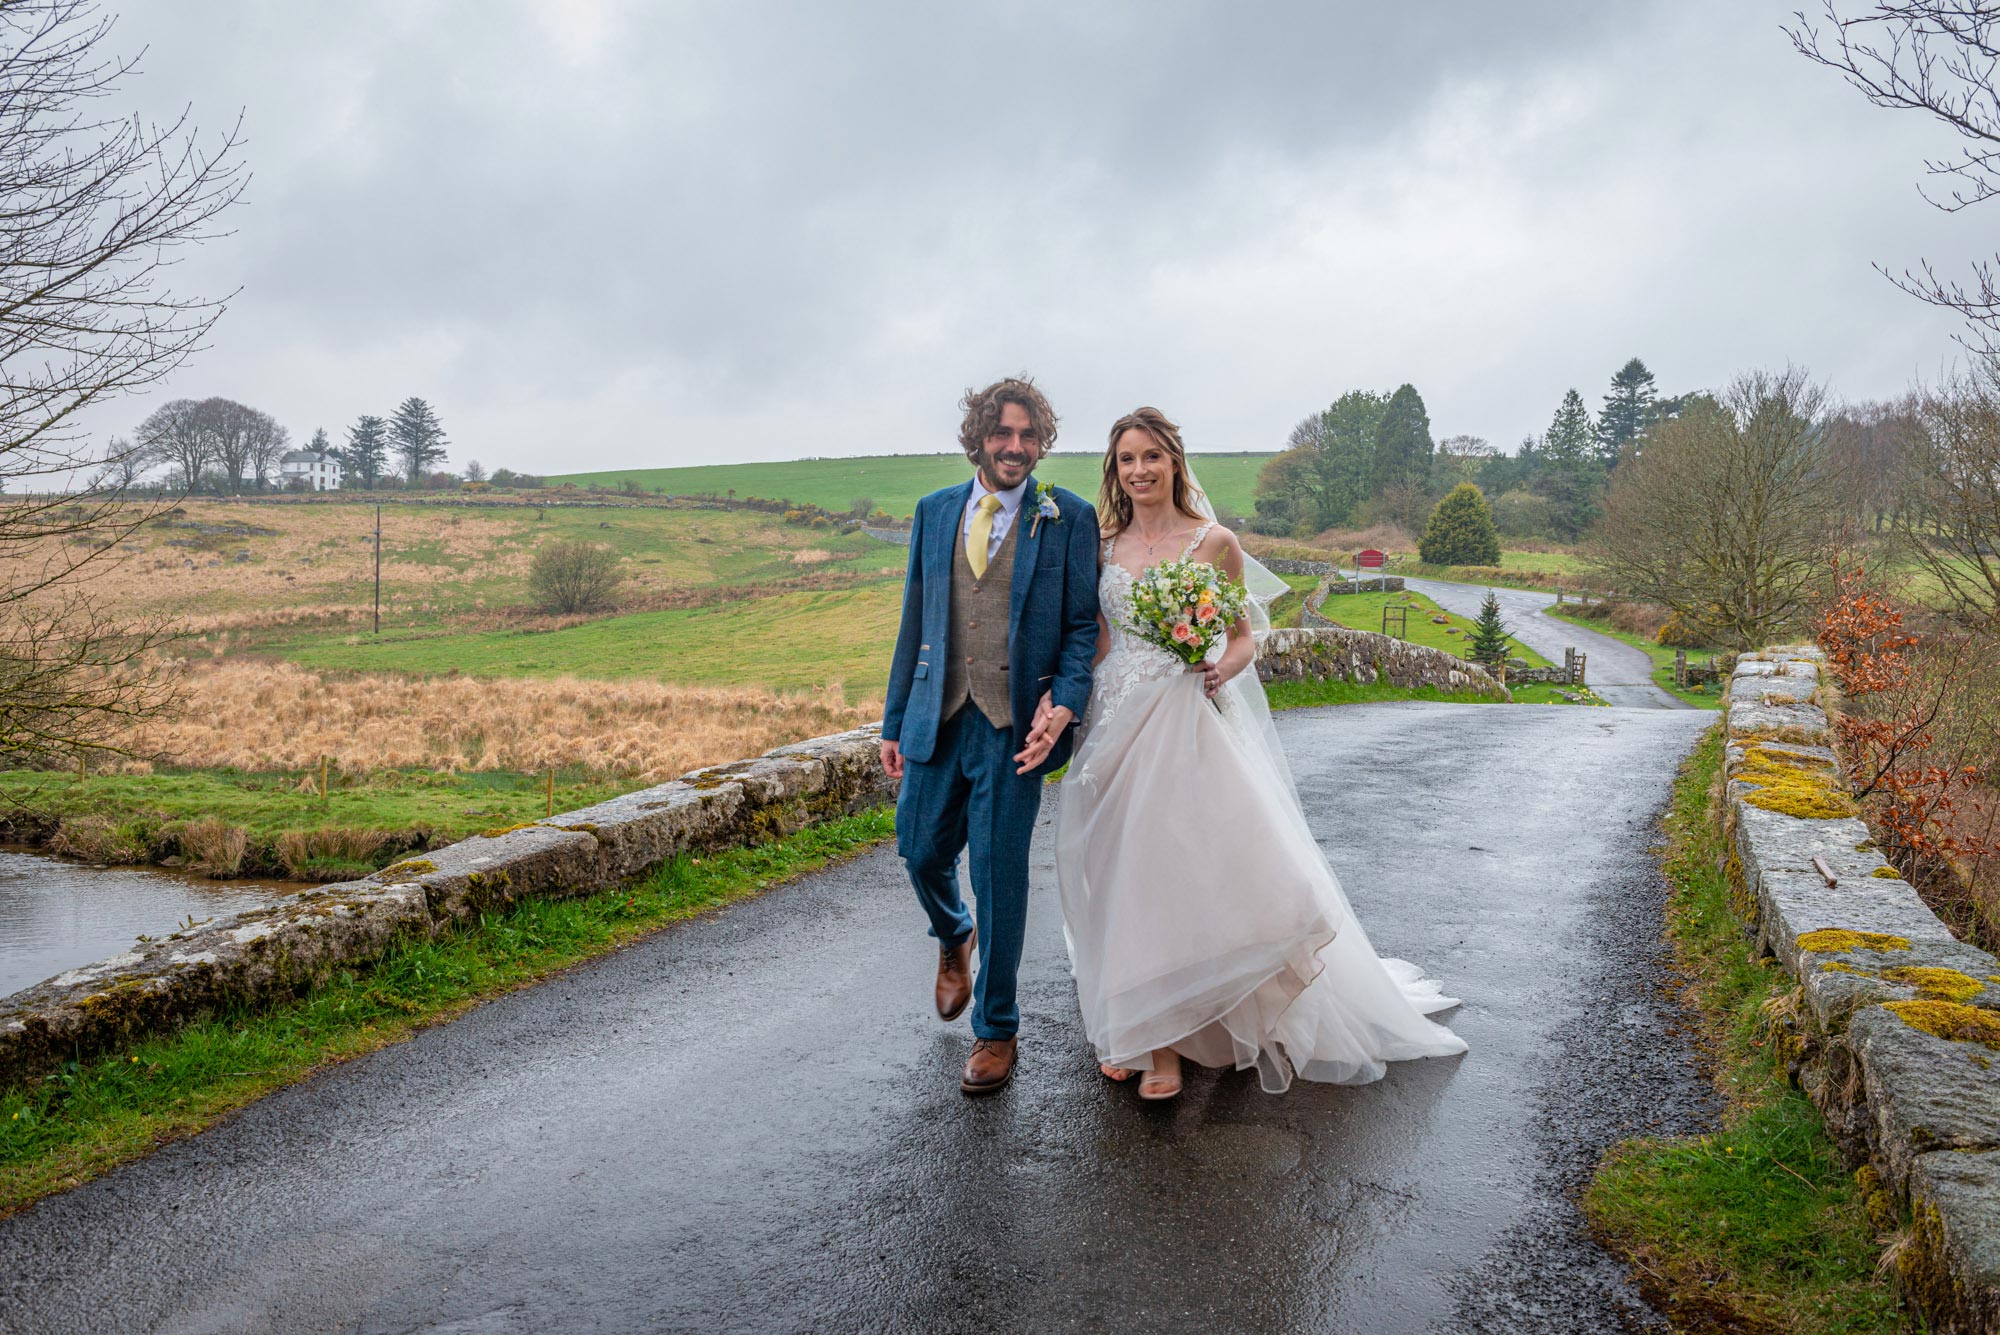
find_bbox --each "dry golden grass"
[114,660,878,783]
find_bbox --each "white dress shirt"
[960,475,1031,560]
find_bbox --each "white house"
[278,449,342,491]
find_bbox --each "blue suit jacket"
[881,476,1100,778]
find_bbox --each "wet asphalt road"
[0,703,1716,1335]
[1386,575,1684,710]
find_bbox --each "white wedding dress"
[1055,524,1468,1091]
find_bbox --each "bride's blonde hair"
[1099,407,1208,537]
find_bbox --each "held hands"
[1014,691,1073,774]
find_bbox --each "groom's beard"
[976,448,1035,493]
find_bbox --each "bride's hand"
[1191,659,1224,698]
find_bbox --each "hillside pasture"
[546,451,1275,521]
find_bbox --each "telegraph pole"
[374,504,381,635]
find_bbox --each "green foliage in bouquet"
[1126,559,1251,664]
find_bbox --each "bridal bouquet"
[1126,559,1251,665]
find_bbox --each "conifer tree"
[1468,589,1512,663]
[390,396,449,484]
[307,427,332,455]
[1597,358,1658,465]
[1418,482,1502,565]
[340,414,390,489]
[1537,389,1603,540]
[1369,383,1434,498]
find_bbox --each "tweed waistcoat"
[941,514,1018,729]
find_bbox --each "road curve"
[0,704,1716,1335]
[1379,574,1687,710]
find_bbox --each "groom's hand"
[1014,705,1073,774]
[879,738,904,779]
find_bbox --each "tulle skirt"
[1055,671,1467,1092]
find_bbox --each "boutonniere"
[1030,481,1060,536]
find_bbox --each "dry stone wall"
[1724,648,2000,1333]
[1255,627,1509,700]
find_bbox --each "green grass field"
[273,583,908,695]
[546,452,1275,522]
[1313,588,1552,668]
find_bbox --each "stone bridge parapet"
[1724,647,2000,1331]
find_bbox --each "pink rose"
[1195,604,1217,624]
[1171,621,1195,643]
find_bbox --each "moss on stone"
[1885,998,2000,1050]
[478,821,542,839]
[1797,928,1910,953]
[375,858,436,880]
[1734,745,1856,820]
[1881,966,1987,1003]
[1869,866,1902,879]
[1819,960,1862,974]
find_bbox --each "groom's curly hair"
[958,376,1058,462]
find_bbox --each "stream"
[0,848,307,1000]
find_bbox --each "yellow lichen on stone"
[1881,967,1986,1003]
[1885,999,2000,1050]
[1819,960,1861,974]
[1870,866,1902,879]
[1733,745,1856,820]
[1797,928,1910,954]
[478,821,542,839]
[377,858,436,879]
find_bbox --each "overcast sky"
[97,0,1987,472]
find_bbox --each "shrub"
[1417,483,1501,566]
[179,816,247,878]
[527,539,624,614]
[1489,488,1554,538]
[1656,611,1710,648]
[274,827,391,880]
[48,814,146,864]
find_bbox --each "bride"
[1051,407,1468,1101]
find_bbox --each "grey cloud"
[94,0,1981,470]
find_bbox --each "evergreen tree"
[1468,589,1512,664]
[339,415,389,489]
[1537,389,1603,540]
[308,426,332,454]
[1417,482,1502,565]
[1369,383,1434,498]
[1597,357,1658,465]
[390,396,449,484]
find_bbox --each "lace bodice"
[1088,523,1221,734]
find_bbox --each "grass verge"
[1265,677,1505,709]
[0,805,895,1216]
[1545,606,1724,710]
[1581,726,1913,1333]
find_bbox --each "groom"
[879,376,1100,1095]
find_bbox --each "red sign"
[1356,549,1386,569]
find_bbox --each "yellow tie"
[966,493,1002,580]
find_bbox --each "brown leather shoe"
[936,928,975,1021]
[960,1036,1017,1095]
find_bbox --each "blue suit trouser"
[896,704,1043,1040]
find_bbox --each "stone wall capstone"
[1723,647,2000,1332]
